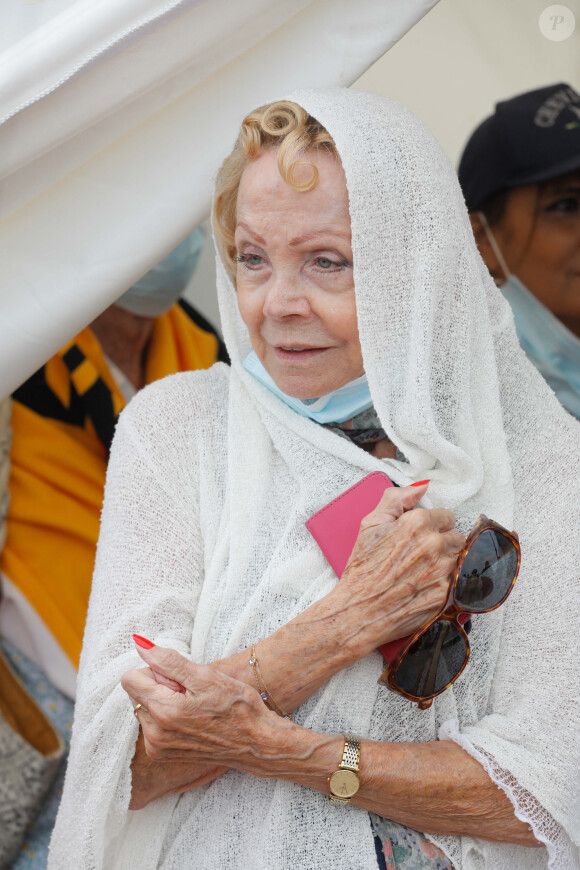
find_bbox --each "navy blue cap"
[458,83,580,211]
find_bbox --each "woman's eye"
[236,253,264,269]
[545,196,580,214]
[313,256,346,271]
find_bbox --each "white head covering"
[49,89,579,870]
[219,89,525,527]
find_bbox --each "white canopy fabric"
[0,0,438,400]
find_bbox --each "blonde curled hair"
[213,101,337,278]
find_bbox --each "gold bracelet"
[249,644,292,720]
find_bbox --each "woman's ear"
[469,211,504,283]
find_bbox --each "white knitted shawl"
[49,89,580,870]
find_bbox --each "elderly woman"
[49,90,579,870]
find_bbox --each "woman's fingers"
[362,482,429,527]
[151,670,187,693]
[423,507,457,534]
[131,642,230,700]
[337,488,470,654]
[122,662,203,758]
[443,528,467,555]
[121,664,168,708]
[363,485,456,536]
[121,645,283,771]
[123,646,258,720]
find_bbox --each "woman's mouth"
[274,345,329,360]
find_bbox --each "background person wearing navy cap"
[458,83,580,420]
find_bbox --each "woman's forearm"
[132,721,541,845]
[262,727,542,848]
[134,710,541,846]
[126,646,543,847]
[212,591,359,711]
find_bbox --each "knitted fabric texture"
[49,89,580,870]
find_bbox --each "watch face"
[329,769,360,799]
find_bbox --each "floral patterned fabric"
[371,813,455,870]
[1,638,73,870]
[323,406,408,462]
[324,406,388,445]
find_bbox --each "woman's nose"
[262,274,311,319]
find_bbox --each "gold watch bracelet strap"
[340,734,360,771]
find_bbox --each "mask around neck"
[500,275,580,419]
[242,351,372,424]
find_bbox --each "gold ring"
[133,703,143,719]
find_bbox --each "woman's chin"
[258,350,362,399]
[270,376,345,400]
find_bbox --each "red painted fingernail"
[410,479,431,487]
[133,634,155,649]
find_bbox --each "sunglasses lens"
[393,621,468,699]
[455,530,518,612]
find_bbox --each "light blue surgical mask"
[116,226,205,317]
[242,351,372,423]
[478,212,580,420]
[501,274,580,419]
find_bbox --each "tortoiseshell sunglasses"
[378,515,521,709]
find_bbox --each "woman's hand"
[122,644,293,777]
[328,483,466,659]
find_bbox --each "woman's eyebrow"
[288,229,351,246]
[234,223,351,246]
[235,222,266,245]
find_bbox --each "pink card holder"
[305,471,404,663]
[306,472,394,578]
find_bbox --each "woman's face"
[235,148,363,399]
[484,171,580,334]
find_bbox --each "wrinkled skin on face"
[235,147,364,399]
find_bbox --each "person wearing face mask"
[0,228,226,867]
[458,83,580,420]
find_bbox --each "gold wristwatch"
[328,734,361,803]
